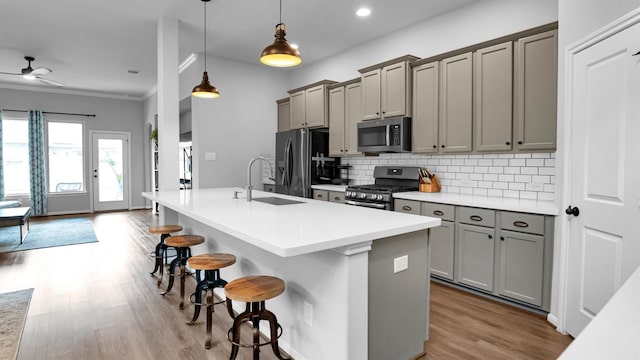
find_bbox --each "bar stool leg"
[262,308,290,360]
[179,261,186,309]
[205,289,213,349]
[229,310,253,360]
[161,248,183,296]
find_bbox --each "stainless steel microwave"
[357,116,411,153]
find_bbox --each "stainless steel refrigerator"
[275,128,337,197]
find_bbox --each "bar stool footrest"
[226,322,284,349]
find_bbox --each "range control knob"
[359,193,367,199]
[377,194,384,200]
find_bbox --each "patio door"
[91,132,130,211]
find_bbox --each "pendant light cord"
[203,1,207,71]
[279,0,282,24]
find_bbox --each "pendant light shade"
[192,0,220,98]
[260,0,301,67]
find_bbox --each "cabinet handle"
[518,141,523,145]
[376,112,380,115]
[433,145,437,149]
[334,197,341,201]
[500,236,505,241]
[317,194,323,198]
[513,221,529,228]
[402,205,412,211]
[433,210,444,216]
[488,234,493,239]
[441,145,445,148]
[506,141,510,145]
[382,111,386,114]
[469,215,483,222]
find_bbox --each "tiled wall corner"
[343,152,556,201]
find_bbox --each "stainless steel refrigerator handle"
[301,129,308,197]
[386,125,391,146]
[283,137,290,187]
[287,137,294,188]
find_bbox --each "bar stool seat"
[161,235,205,309]
[186,253,236,349]
[149,225,182,286]
[225,276,290,360]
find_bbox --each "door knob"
[565,205,580,217]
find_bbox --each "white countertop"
[393,192,559,215]
[311,184,348,192]
[143,188,440,257]
[559,265,640,359]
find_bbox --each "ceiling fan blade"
[0,71,21,76]
[35,77,64,87]
[30,67,52,76]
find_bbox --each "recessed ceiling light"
[356,8,371,17]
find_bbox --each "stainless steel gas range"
[344,166,420,211]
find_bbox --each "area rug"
[0,218,98,254]
[0,288,33,360]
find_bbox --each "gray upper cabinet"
[514,29,558,150]
[440,52,473,153]
[329,80,362,156]
[277,98,290,132]
[289,89,306,129]
[359,55,418,121]
[288,80,336,129]
[344,82,362,156]
[329,85,345,156]
[412,61,440,153]
[474,42,513,152]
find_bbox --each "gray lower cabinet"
[328,191,345,203]
[263,184,275,193]
[497,211,547,307]
[422,202,455,280]
[395,199,553,311]
[313,190,328,201]
[429,220,454,280]
[456,223,496,292]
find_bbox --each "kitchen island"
[142,188,440,360]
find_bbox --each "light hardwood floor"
[0,210,572,359]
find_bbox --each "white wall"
[289,0,557,87]
[0,88,146,214]
[145,54,290,191]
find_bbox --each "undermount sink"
[252,197,304,206]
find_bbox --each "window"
[48,122,84,193]
[1,118,84,195]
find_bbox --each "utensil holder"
[419,175,441,193]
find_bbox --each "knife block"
[419,175,441,193]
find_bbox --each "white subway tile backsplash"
[342,152,556,201]
[526,159,545,167]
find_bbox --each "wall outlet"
[394,255,409,273]
[205,152,217,161]
[304,301,313,326]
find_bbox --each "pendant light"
[260,0,302,67]
[192,0,220,98]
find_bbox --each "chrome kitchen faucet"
[246,156,274,202]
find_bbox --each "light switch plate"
[205,152,217,161]
[394,255,408,273]
[304,301,313,326]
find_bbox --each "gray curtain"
[28,110,47,215]
[0,109,4,201]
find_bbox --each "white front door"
[91,132,130,212]
[565,17,640,336]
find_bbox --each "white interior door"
[565,18,640,337]
[92,132,130,212]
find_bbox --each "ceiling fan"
[0,56,64,87]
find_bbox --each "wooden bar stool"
[149,225,182,286]
[225,276,290,360]
[186,253,236,349]
[160,235,205,309]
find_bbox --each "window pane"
[2,119,29,195]
[48,122,84,192]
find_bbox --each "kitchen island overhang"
[143,188,441,360]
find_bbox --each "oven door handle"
[345,200,387,209]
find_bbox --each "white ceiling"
[0,0,478,99]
